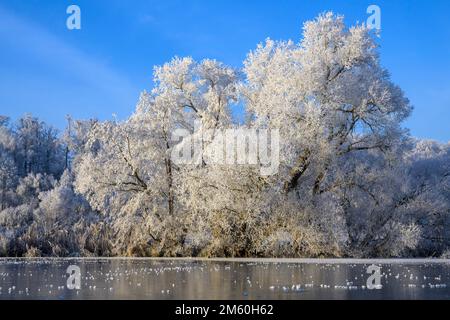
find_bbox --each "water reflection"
[0,259,449,300]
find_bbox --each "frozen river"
[0,258,449,300]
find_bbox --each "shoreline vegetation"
[1,13,449,259]
[1,257,450,264]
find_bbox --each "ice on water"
[0,259,449,299]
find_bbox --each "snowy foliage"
[0,13,449,257]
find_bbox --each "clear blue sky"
[1,0,449,142]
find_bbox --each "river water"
[0,258,449,300]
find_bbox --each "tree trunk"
[283,149,311,193]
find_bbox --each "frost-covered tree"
[73,115,169,255]
[0,115,104,257]
[399,140,450,255]
[74,57,239,256]
[235,12,413,256]
[21,170,108,257]
[242,12,411,195]
[15,114,65,177]
[1,12,449,258]
[0,117,17,209]
[0,153,16,211]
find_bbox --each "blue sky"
[0,0,449,142]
